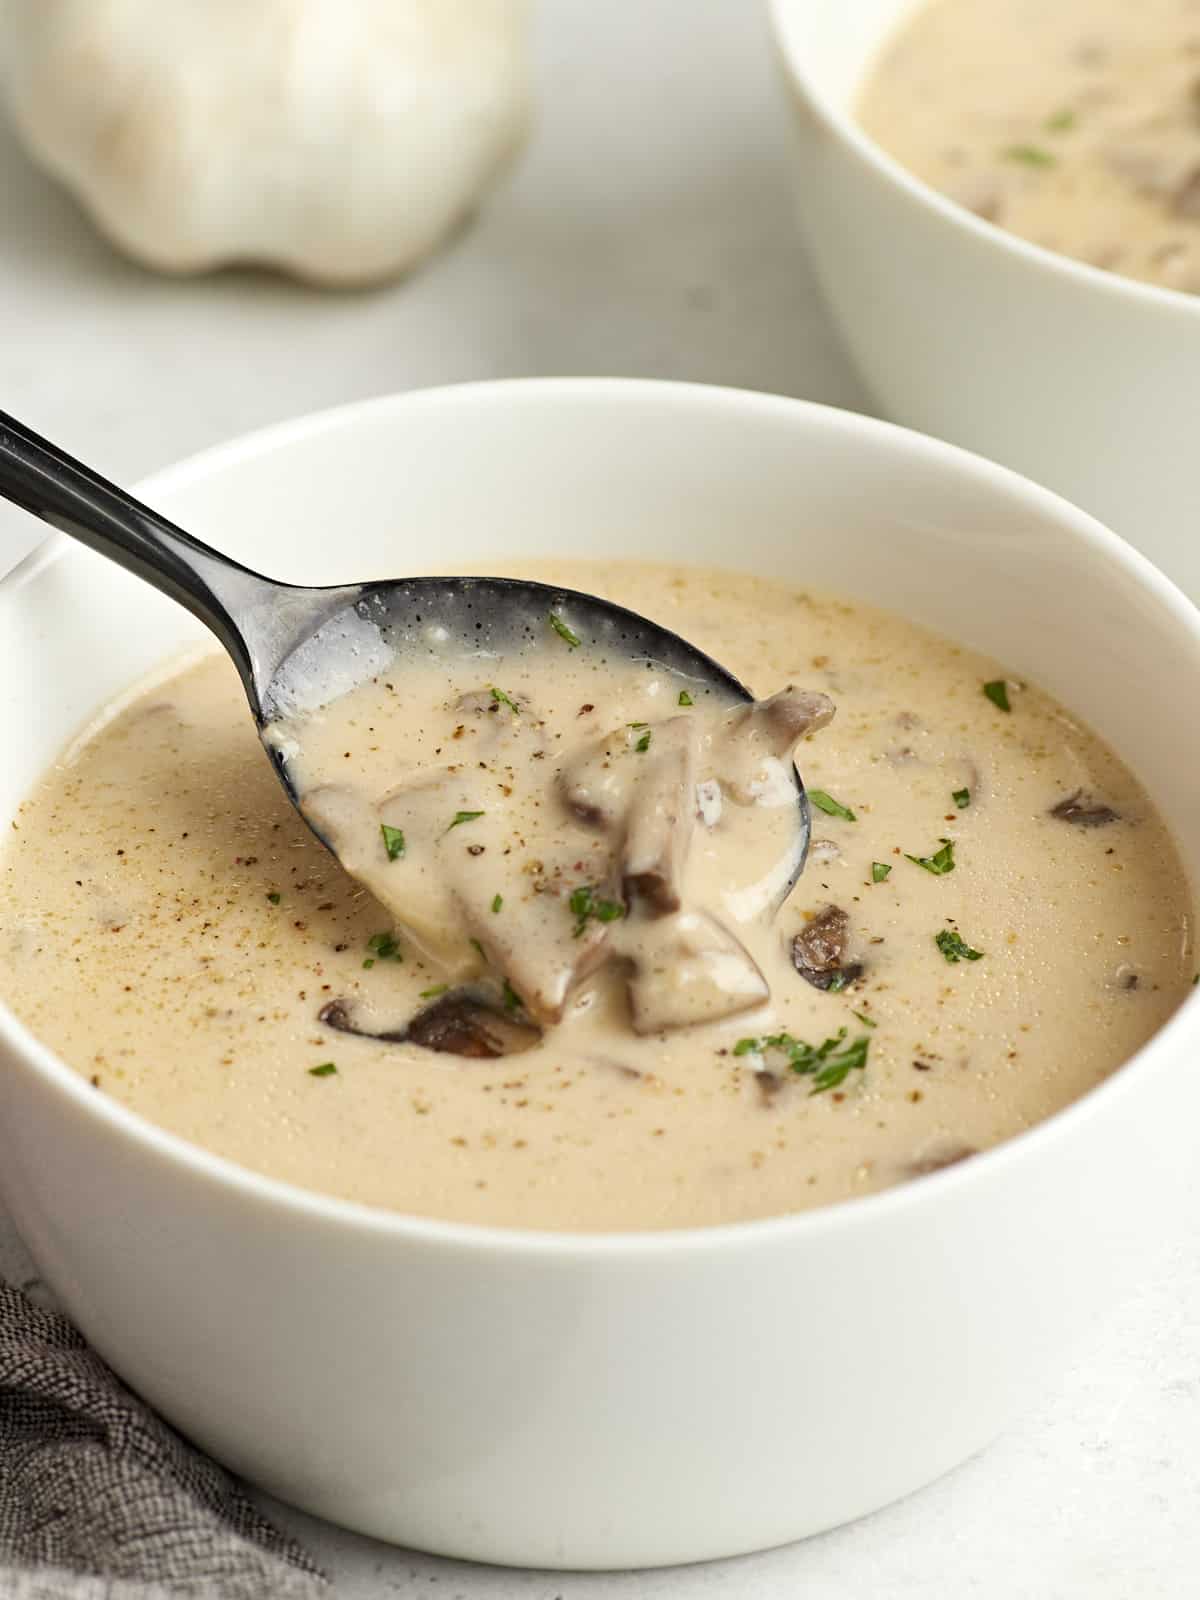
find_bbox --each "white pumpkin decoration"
[0,0,532,285]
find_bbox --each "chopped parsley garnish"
[367,931,403,961]
[871,862,892,883]
[549,612,581,649]
[470,937,485,957]
[420,984,449,999]
[935,928,984,963]
[983,679,1012,712]
[1045,107,1076,132]
[906,838,956,876]
[308,1062,337,1077]
[678,690,694,707]
[266,891,281,904]
[953,788,971,809]
[490,687,519,714]
[491,893,503,913]
[634,730,652,753]
[380,823,406,861]
[1002,143,1056,167]
[733,1028,871,1096]
[809,790,856,822]
[569,884,625,938]
[852,1010,877,1029]
[362,958,375,970]
[827,972,850,993]
[627,721,649,728]
[502,978,522,1014]
[447,810,484,831]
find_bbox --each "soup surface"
[1,561,1191,1230]
[859,0,1200,294]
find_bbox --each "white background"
[1,2,1197,1594]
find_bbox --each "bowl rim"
[2,375,1198,1260]
[766,0,1200,321]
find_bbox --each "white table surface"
[1,2,1198,1594]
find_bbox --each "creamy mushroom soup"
[858,0,1200,295]
[1,561,1191,1230]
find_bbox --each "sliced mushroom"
[622,909,768,1034]
[1049,791,1121,827]
[951,175,1006,223]
[791,904,864,992]
[713,688,836,803]
[621,718,698,912]
[1173,166,1200,219]
[908,1143,977,1178]
[319,997,407,1043]
[457,864,614,1028]
[755,1069,784,1107]
[319,992,540,1058]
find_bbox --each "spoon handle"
[0,407,288,696]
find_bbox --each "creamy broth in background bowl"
[860,0,1200,296]
[768,0,1200,601]
[2,381,1200,1566]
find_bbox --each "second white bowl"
[769,0,1200,600]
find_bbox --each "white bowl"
[768,0,1200,601]
[1,380,1199,1569]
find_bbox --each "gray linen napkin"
[0,1280,328,1599]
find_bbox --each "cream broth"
[1,562,1191,1230]
[858,0,1200,295]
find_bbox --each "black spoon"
[0,409,812,890]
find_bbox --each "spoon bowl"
[0,411,812,897]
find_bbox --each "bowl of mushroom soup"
[1,380,1198,1568]
[769,0,1200,599]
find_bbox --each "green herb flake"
[852,1010,877,1029]
[490,687,519,714]
[362,958,376,970]
[983,679,1012,712]
[549,612,581,649]
[420,984,449,999]
[447,810,485,832]
[678,690,694,707]
[470,937,485,958]
[935,928,984,964]
[635,730,652,753]
[906,838,956,876]
[491,893,503,914]
[1002,143,1056,167]
[266,891,281,905]
[367,931,402,961]
[809,790,856,822]
[871,862,892,883]
[380,823,406,861]
[953,788,971,809]
[731,1028,871,1096]
[308,1062,338,1078]
[569,884,625,938]
[1045,107,1076,132]
[502,978,522,1014]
